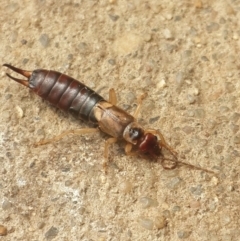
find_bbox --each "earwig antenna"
[161,154,217,175]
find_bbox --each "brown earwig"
[3,64,216,174]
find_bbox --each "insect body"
[3,64,215,173]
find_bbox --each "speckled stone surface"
[0,1,239,240]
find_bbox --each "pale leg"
[103,137,118,172]
[124,143,136,156]
[34,128,99,147]
[108,88,117,105]
[133,93,148,118]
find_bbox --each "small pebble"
[190,185,203,196]
[0,225,7,236]
[206,22,220,33]
[187,94,196,104]
[2,200,12,210]
[6,151,14,160]
[21,39,27,45]
[108,59,116,65]
[78,207,86,215]
[166,177,182,189]
[119,180,132,193]
[45,226,59,240]
[182,126,194,134]
[214,145,224,154]
[10,31,18,43]
[172,206,181,212]
[78,42,89,54]
[155,216,167,229]
[39,34,50,48]
[190,200,201,209]
[143,33,152,42]
[201,56,209,61]
[225,82,235,93]
[182,50,192,59]
[138,217,154,230]
[163,28,173,39]
[125,92,135,103]
[219,17,226,24]
[38,222,45,229]
[139,197,158,209]
[65,180,73,187]
[165,43,176,53]
[194,0,202,8]
[165,13,173,20]
[67,54,73,60]
[15,106,24,118]
[108,14,119,21]
[232,32,238,40]
[233,134,240,144]
[177,230,190,239]
[210,176,219,186]
[149,116,160,124]
[219,106,230,113]
[221,215,231,225]
[175,71,184,87]
[157,78,166,89]
[194,109,205,118]
[231,112,240,122]
[227,2,235,14]
[9,185,19,197]
[230,124,239,133]
[22,58,29,65]
[174,15,181,21]
[207,119,217,130]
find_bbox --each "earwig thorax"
[123,122,144,144]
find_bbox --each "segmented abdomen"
[29,69,104,123]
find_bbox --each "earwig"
[3,64,216,174]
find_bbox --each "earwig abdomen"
[29,69,104,124]
[29,69,104,123]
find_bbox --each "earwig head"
[137,133,162,159]
[123,123,162,159]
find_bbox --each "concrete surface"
[0,0,239,240]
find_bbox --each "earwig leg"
[133,93,148,118]
[103,137,118,172]
[125,143,133,155]
[124,143,138,156]
[104,137,118,159]
[34,128,99,147]
[124,142,135,155]
[109,88,117,105]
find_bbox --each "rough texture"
[0,0,239,240]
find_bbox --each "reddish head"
[123,122,162,159]
[136,133,162,159]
